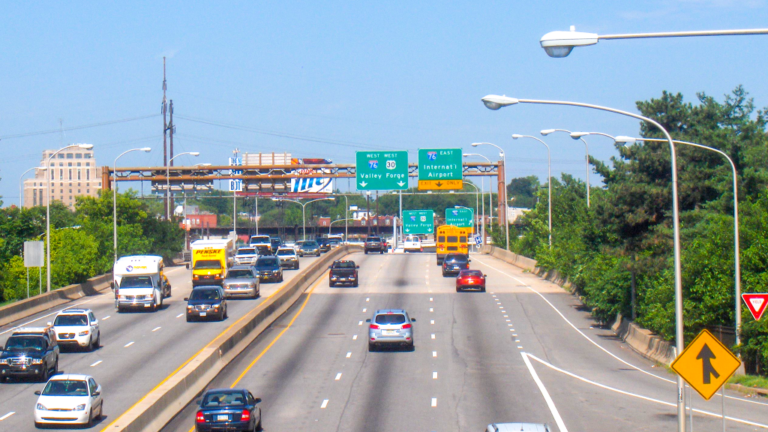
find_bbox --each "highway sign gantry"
[445,207,474,230]
[670,329,741,400]
[418,148,463,190]
[355,151,409,191]
[742,293,768,321]
[403,210,434,235]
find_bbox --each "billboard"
[290,177,334,193]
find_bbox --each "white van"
[403,235,422,252]
[113,255,170,312]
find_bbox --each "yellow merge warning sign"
[671,329,741,400]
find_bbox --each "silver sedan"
[222,266,260,299]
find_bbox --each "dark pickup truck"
[329,260,360,287]
[364,236,386,254]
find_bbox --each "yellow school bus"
[436,225,470,264]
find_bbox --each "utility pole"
[366,192,371,236]
[161,57,168,218]
[169,100,175,165]
[254,194,259,235]
[232,148,240,243]
[375,191,379,236]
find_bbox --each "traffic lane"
[0,255,319,431]
[162,252,370,432]
[470,254,768,428]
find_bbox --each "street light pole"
[541,128,590,207]
[113,147,152,263]
[471,143,508,250]
[47,144,94,293]
[512,134,552,249]
[273,197,334,241]
[20,166,47,208]
[483,94,685,431]
[465,182,482,249]
[166,151,200,220]
[464,153,494,242]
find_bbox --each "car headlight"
[273,270,280,274]
[36,403,48,411]
[74,404,86,411]
[78,330,89,336]
[31,359,43,364]
[187,305,194,309]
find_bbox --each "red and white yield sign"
[742,293,768,321]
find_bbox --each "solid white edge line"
[0,411,15,421]
[525,353,768,429]
[474,256,768,407]
[321,399,329,409]
[521,352,569,432]
[90,360,102,367]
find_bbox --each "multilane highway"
[0,254,320,431]
[162,252,768,432]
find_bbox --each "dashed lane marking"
[363,308,367,312]
[124,341,134,348]
[433,372,438,379]
[358,321,363,326]
[353,335,358,340]
[432,351,437,358]
[152,327,161,332]
[176,313,183,318]
[102,316,111,321]
[431,334,435,339]
[429,298,433,302]
[431,398,437,407]
[335,373,342,381]
[366,298,370,302]
[321,399,329,409]
[90,360,102,367]
[346,352,352,358]
[430,320,434,325]
[0,412,15,421]
[429,308,433,312]
[517,346,523,349]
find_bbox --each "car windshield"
[375,314,406,325]
[201,391,246,407]
[5,336,44,351]
[446,255,468,263]
[194,260,222,270]
[460,270,483,277]
[227,270,253,278]
[329,240,340,244]
[120,275,154,288]
[190,289,222,301]
[256,258,278,267]
[237,249,256,256]
[250,236,270,244]
[302,242,318,248]
[42,380,89,396]
[367,238,381,242]
[54,315,88,326]
[334,261,356,269]
[276,250,294,256]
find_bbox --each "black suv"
[0,327,59,382]
[442,253,470,276]
[364,236,385,254]
[254,256,284,282]
[270,237,282,253]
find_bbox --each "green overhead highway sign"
[403,210,434,234]
[418,148,463,190]
[356,151,409,191]
[446,207,474,230]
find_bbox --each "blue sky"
[2,0,768,204]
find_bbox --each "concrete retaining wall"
[0,274,112,327]
[112,245,361,432]
[481,244,675,365]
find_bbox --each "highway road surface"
[0,255,320,431]
[160,251,768,432]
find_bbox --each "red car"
[456,270,487,292]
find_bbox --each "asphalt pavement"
[162,251,768,432]
[0,255,319,431]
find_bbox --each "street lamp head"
[540,27,599,58]
[614,136,638,144]
[570,132,589,139]
[540,129,555,136]
[190,152,200,157]
[511,134,523,139]
[78,144,94,150]
[141,147,152,152]
[481,95,518,110]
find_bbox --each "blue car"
[195,388,262,431]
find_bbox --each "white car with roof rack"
[52,309,100,351]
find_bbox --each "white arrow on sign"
[397,181,405,187]
[360,182,368,187]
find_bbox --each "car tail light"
[196,411,205,423]
[369,324,380,329]
[241,409,251,422]
[401,323,412,329]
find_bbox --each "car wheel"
[86,409,93,428]
[222,309,228,320]
[41,363,49,382]
[91,334,99,351]
[97,402,103,420]
[255,409,263,431]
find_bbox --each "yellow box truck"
[191,239,233,286]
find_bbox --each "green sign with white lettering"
[418,148,463,190]
[403,210,434,235]
[445,207,474,229]
[356,151,409,191]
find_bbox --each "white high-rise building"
[23,146,101,209]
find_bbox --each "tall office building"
[23,146,101,209]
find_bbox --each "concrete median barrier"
[107,245,362,432]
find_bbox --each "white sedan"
[34,374,104,428]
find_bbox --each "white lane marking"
[503,315,508,317]
[358,321,363,326]
[429,297,433,302]
[431,334,435,339]
[102,315,111,321]
[353,335,358,340]
[433,372,438,379]
[90,360,102,367]
[521,353,568,432]
[366,298,370,302]
[431,398,437,407]
[0,296,102,336]
[363,308,367,312]
[432,351,437,358]
[429,308,433,312]
[124,341,134,348]
[501,310,506,313]
[0,412,15,421]
[321,399,329,409]
[430,320,435,325]
[176,313,183,318]
[346,352,352,358]
[517,346,523,349]
[526,353,768,429]
[492,294,497,297]
[499,306,503,309]
[506,319,511,322]
[515,339,521,342]
[513,334,518,337]
[335,373,342,381]
[152,326,161,332]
